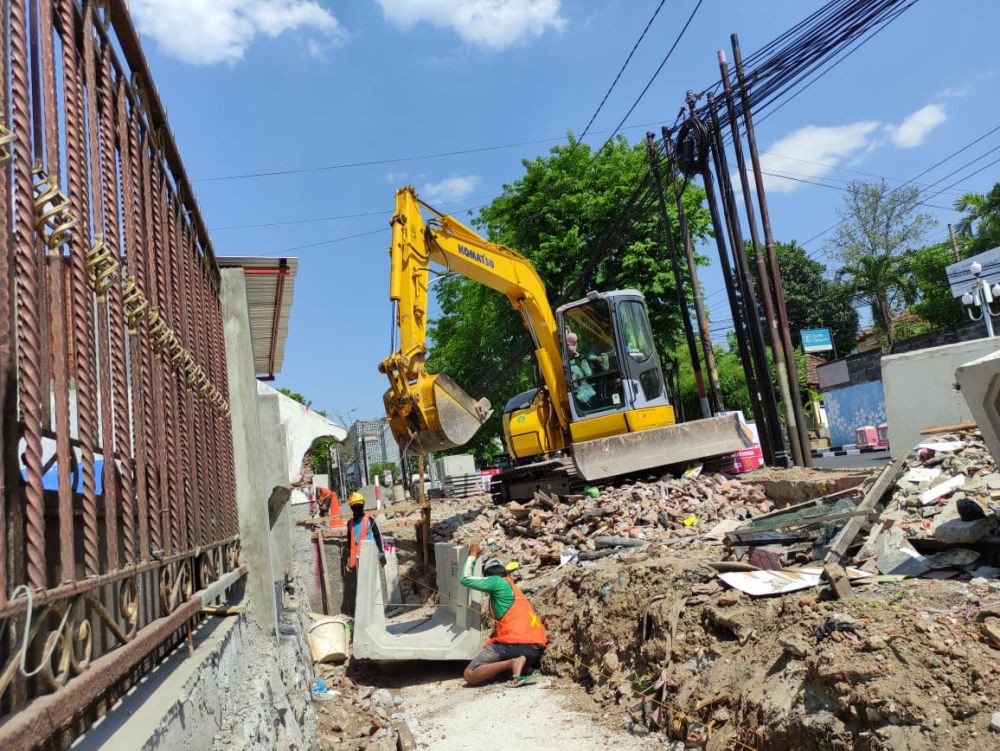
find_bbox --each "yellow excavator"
[379,186,752,500]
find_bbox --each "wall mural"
[822,380,887,447]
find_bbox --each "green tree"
[368,461,400,482]
[834,179,934,263]
[749,240,859,356]
[838,253,917,347]
[427,136,712,460]
[906,242,964,329]
[955,183,1000,253]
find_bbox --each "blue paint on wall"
[822,380,887,447]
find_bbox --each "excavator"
[379,186,752,500]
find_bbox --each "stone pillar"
[220,269,278,634]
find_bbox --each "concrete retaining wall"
[882,337,1000,456]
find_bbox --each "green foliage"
[427,136,712,457]
[834,179,934,263]
[750,240,859,356]
[368,461,400,481]
[276,387,310,407]
[838,252,917,346]
[905,243,964,329]
[310,436,337,474]
[954,183,1000,253]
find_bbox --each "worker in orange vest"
[459,539,547,687]
[316,487,345,528]
[341,492,386,616]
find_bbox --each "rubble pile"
[435,474,775,570]
[312,671,415,751]
[851,429,1000,579]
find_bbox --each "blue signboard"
[800,327,833,353]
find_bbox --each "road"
[811,449,892,470]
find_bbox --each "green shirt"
[460,555,514,619]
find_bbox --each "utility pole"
[706,91,784,465]
[948,223,962,261]
[718,51,804,467]
[732,33,813,468]
[681,93,774,464]
[664,125,725,413]
[646,133,712,419]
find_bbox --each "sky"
[130,0,1000,427]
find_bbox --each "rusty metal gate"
[0,0,242,745]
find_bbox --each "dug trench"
[313,467,998,750]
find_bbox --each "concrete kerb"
[352,541,482,661]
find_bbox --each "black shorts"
[467,642,543,671]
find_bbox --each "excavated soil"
[533,550,1000,750]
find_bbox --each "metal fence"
[0,0,242,745]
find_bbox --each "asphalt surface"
[811,449,892,470]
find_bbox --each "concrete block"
[882,337,999,457]
[956,347,1000,466]
[352,541,482,661]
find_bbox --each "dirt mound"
[533,553,999,750]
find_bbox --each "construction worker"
[459,539,547,687]
[341,491,386,616]
[316,487,345,528]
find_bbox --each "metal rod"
[718,51,803,467]
[704,93,779,464]
[645,133,711,418]
[732,33,813,467]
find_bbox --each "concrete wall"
[882,337,1000,456]
[823,380,887,447]
[259,382,347,484]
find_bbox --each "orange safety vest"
[346,515,370,571]
[489,577,548,647]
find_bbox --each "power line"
[196,120,668,184]
[580,0,668,139]
[594,0,704,156]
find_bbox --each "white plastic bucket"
[306,614,353,663]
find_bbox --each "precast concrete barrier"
[352,541,483,661]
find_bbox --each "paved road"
[812,449,892,470]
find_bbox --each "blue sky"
[132,0,1000,426]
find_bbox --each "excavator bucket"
[387,373,492,455]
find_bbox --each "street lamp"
[961,261,1000,337]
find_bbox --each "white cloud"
[386,171,410,184]
[132,0,345,65]
[421,175,480,202]
[375,0,565,50]
[887,104,947,148]
[757,121,881,193]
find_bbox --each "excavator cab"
[556,290,674,441]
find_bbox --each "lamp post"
[961,261,1000,338]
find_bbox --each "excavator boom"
[379,186,567,455]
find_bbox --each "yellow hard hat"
[348,491,366,506]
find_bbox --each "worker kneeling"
[459,539,547,687]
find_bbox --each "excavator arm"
[379,186,569,455]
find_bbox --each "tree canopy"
[426,136,712,461]
[834,179,934,263]
[955,183,1000,253]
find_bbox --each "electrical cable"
[579,0,668,139]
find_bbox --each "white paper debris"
[917,440,964,453]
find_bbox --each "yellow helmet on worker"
[348,491,366,506]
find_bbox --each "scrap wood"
[919,421,978,435]
[297,499,437,527]
[317,518,423,539]
[824,454,908,564]
[201,604,245,616]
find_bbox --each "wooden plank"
[296,499,437,527]
[919,421,977,435]
[317,518,424,539]
[316,534,333,615]
[824,454,907,564]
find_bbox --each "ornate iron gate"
[0,0,242,745]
